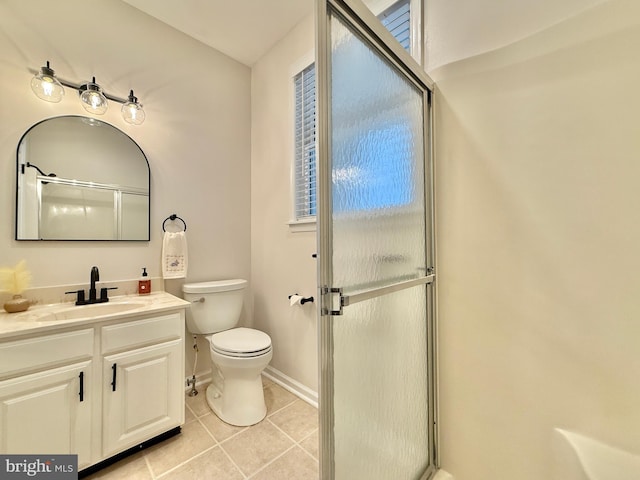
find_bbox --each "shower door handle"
[322,274,435,316]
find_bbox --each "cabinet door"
[0,361,93,468]
[102,339,183,457]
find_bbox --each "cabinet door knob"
[111,363,117,392]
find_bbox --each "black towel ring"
[162,214,187,232]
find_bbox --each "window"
[293,63,316,222]
[291,0,412,224]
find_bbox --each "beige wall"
[429,0,640,478]
[0,0,251,376]
[251,14,319,392]
[425,0,608,71]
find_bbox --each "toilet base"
[205,375,267,427]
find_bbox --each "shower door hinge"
[321,286,344,316]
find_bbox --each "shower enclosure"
[317,0,437,478]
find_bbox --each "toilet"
[182,279,272,427]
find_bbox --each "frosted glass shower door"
[317,1,437,479]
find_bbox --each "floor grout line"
[154,445,218,479]
[195,414,221,444]
[265,398,299,418]
[266,416,302,445]
[217,427,249,445]
[217,440,250,479]
[298,442,320,463]
[264,415,320,464]
[143,454,157,480]
[270,417,318,451]
[244,443,299,479]
[297,427,320,460]
[298,426,319,443]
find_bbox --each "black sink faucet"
[89,266,99,301]
[64,266,117,305]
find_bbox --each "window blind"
[379,0,410,51]
[294,63,316,221]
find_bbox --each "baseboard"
[262,366,319,408]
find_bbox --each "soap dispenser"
[138,267,151,295]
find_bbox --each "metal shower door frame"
[316,0,438,478]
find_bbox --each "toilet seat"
[208,327,272,358]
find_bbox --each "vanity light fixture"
[30,61,146,125]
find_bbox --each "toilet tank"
[182,279,247,334]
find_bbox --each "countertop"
[0,291,190,340]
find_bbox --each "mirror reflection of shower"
[16,116,150,241]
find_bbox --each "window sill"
[287,218,317,233]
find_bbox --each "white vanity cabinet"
[0,298,187,471]
[0,329,95,468]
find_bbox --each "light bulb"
[79,79,108,115]
[31,62,64,103]
[121,90,145,125]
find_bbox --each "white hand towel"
[162,231,188,279]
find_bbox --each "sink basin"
[49,302,145,321]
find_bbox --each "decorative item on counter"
[0,260,32,313]
[138,267,151,295]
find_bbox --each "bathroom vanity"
[0,291,189,471]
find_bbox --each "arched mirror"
[16,116,150,240]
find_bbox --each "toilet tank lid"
[182,279,247,293]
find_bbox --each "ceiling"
[122,0,314,66]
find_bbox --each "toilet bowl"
[206,327,272,426]
[182,280,272,426]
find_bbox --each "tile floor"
[84,377,319,479]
